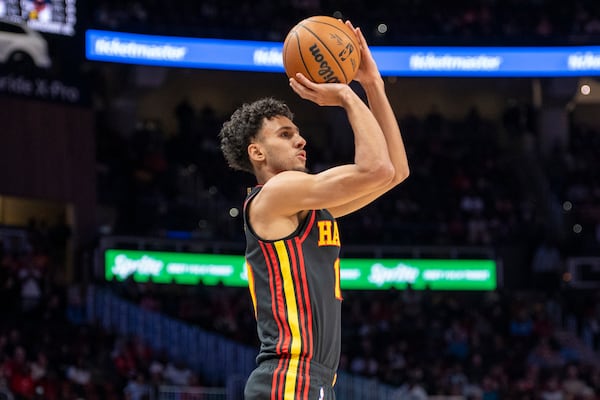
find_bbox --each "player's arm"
[353,23,409,188]
[326,22,410,218]
[255,76,395,217]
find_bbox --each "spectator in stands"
[539,373,564,400]
[17,261,43,314]
[562,363,595,399]
[531,238,563,292]
[29,352,47,383]
[89,0,600,45]
[527,338,566,370]
[123,372,152,400]
[65,356,92,394]
[163,360,194,386]
[394,368,428,400]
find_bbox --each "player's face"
[257,116,307,173]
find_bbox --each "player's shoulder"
[264,170,312,188]
[255,170,312,208]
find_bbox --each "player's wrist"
[339,86,360,108]
[360,75,384,89]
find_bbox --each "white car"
[0,19,51,69]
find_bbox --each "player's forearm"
[361,79,410,183]
[341,89,394,182]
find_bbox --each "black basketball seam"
[283,30,294,71]
[283,31,290,65]
[307,19,360,59]
[306,17,354,41]
[290,30,318,82]
[299,23,351,83]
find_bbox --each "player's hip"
[244,358,337,400]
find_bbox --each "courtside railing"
[86,286,400,400]
[158,385,227,400]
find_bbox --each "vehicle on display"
[0,19,51,69]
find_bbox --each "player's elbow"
[371,160,396,186]
[392,164,410,186]
[388,164,410,187]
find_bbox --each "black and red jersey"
[243,185,343,385]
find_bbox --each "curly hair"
[219,97,294,174]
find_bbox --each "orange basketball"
[283,16,361,84]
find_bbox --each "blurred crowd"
[3,0,600,399]
[90,0,600,289]
[95,94,600,287]
[546,123,600,256]
[3,226,600,400]
[4,114,600,398]
[113,276,600,400]
[89,0,600,45]
[0,228,204,400]
[97,100,532,246]
[90,83,600,400]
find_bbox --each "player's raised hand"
[289,72,354,107]
[345,20,381,84]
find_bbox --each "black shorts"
[244,359,337,400]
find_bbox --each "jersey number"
[334,258,343,300]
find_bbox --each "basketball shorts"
[244,359,337,400]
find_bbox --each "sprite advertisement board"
[105,249,497,290]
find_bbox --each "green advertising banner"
[105,249,497,290]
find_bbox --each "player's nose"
[295,134,306,148]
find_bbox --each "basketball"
[283,16,361,84]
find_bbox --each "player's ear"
[248,143,265,162]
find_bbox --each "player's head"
[219,97,294,174]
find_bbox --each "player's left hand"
[345,20,381,85]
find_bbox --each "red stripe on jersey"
[298,210,316,243]
[295,235,314,399]
[267,243,292,354]
[273,357,288,400]
[260,242,287,400]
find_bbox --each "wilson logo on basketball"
[309,43,341,83]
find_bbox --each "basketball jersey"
[243,185,343,373]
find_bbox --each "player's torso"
[244,186,343,370]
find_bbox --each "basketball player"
[218,21,409,400]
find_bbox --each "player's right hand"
[289,73,355,107]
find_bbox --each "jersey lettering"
[317,220,341,247]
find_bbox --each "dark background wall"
[0,97,96,246]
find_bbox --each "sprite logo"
[367,263,420,287]
[112,254,163,280]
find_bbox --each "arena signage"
[86,29,600,77]
[1,0,78,36]
[104,249,497,290]
[86,30,284,72]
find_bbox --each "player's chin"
[292,166,309,173]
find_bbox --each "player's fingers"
[355,27,368,49]
[289,77,315,100]
[294,72,318,88]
